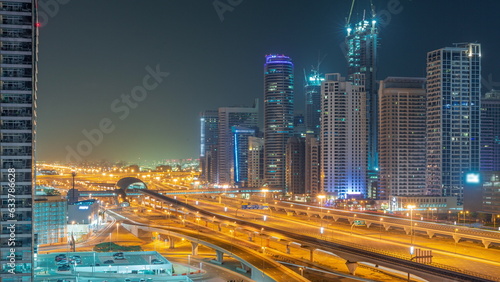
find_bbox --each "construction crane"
[345,0,376,35]
[346,0,376,25]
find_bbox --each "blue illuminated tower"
[264,55,294,190]
[217,100,258,186]
[304,69,323,136]
[346,9,379,186]
[200,110,219,183]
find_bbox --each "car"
[56,259,69,265]
[103,260,114,264]
[151,259,164,264]
[54,254,66,262]
[124,279,132,282]
[57,265,70,271]
[113,252,123,256]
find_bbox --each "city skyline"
[36,0,500,162]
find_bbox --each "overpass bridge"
[233,199,500,249]
[107,210,308,282]
[125,189,498,282]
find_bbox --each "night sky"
[37,0,500,163]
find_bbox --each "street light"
[460,210,469,226]
[407,205,416,246]
[317,194,326,228]
[494,215,500,229]
[261,188,269,204]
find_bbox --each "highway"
[135,189,500,282]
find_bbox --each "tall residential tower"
[1,1,38,280]
[217,100,258,186]
[264,55,294,190]
[378,77,427,200]
[321,73,367,198]
[426,43,481,204]
[346,13,379,176]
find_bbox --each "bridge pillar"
[404,226,411,235]
[426,230,435,238]
[309,249,314,261]
[345,261,358,275]
[452,234,461,244]
[332,216,339,222]
[383,223,390,231]
[191,242,199,255]
[236,263,250,273]
[168,237,175,249]
[366,222,372,228]
[286,245,290,254]
[215,250,224,264]
[248,232,254,242]
[482,239,491,249]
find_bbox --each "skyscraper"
[0,1,37,280]
[247,136,265,188]
[232,126,256,186]
[378,77,427,200]
[346,14,379,174]
[481,89,500,172]
[304,69,323,136]
[286,136,305,195]
[426,43,481,204]
[321,73,367,198]
[305,135,320,196]
[217,100,258,186]
[199,110,219,183]
[264,55,294,190]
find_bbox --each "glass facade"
[1,1,37,281]
[346,19,379,173]
[426,43,481,204]
[33,196,66,245]
[264,55,294,189]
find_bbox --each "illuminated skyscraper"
[321,73,366,198]
[264,55,294,190]
[199,110,219,183]
[304,69,323,136]
[0,1,38,280]
[232,126,256,186]
[426,43,481,204]
[217,100,258,185]
[286,136,305,194]
[481,89,500,172]
[378,77,426,200]
[247,136,265,188]
[346,15,379,175]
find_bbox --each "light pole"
[317,194,326,228]
[407,205,416,246]
[379,218,383,239]
[261,188,268,204]
[116,223,119,241]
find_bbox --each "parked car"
[103,260,114,264]
[54,254,66,262]
[113,253,125,260]
[56,259,69,265]
[57,265,70,271]
[151,259,164,264]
